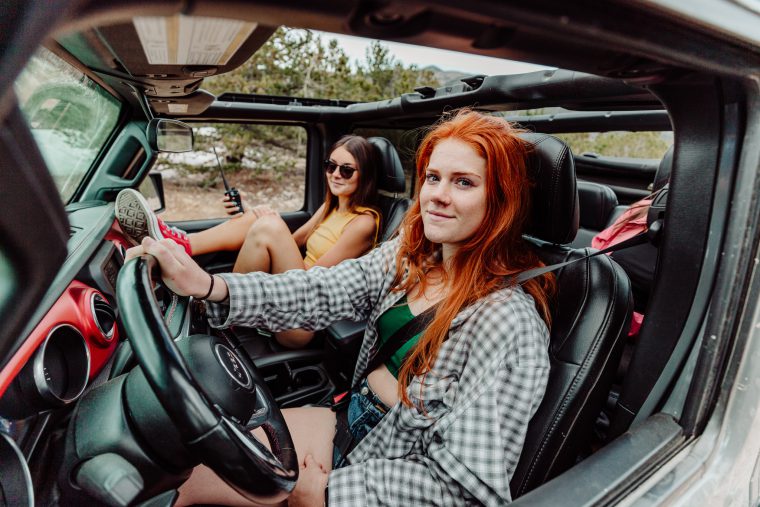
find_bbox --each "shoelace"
[168,226,187,239]
[160,221,188,240]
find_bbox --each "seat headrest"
[654,145,673,192]
[519,133,579,244]
[577,181,619,231]
[368,137,405,194]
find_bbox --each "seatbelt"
[343,227,653,396]
[354,303,438,387]
[515,229,651,284]
[518,185,668,285]
[331,302,438,411]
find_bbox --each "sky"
[317,31,552,75]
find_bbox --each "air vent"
[91,293,116,341]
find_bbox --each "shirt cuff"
[204,272,263,328]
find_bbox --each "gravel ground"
[160,177,306,222]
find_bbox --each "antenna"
[212,146,231,192]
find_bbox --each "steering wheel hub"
[214,343,253,390]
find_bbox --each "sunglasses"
[324,160,357,179]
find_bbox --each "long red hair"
[394,110,556,405]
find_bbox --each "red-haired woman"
[126,110,555,506]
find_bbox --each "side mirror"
[147,118,193,153]
[138,172,166,213]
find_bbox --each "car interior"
[0,2,758,506]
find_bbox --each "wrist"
[206,274,229,302]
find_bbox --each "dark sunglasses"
[324,160,357,179]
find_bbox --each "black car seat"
[510,133,633,497]
[367,137,412,241]
[569,180,619,248]
[604,145,673,229]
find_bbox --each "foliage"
[554,131,672,159]
[204,27,438,102]
[160,27,440,185]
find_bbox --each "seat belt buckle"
[331,391,350,411]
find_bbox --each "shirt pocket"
[398,373,458,439]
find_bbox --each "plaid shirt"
[207,237,550,506]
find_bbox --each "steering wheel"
[116,255,298,503]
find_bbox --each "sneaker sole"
[115,190,163,246]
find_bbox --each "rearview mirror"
[147,118,194,153]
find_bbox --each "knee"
[245,214,288,241]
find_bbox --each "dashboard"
[0,203,133,495]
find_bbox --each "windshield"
[13,47,121,203]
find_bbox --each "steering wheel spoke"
[243,388,271,430]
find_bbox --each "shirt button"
[360,386,369,396]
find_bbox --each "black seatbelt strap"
[355,303,438,388]
[515,230,651,284]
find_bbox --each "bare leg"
[188,212,259,255]
[233,215,305,274]
[176,407,336,506]
[233,216,315,347]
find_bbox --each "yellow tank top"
[303,206,380,268]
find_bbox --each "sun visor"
[148,90,216,116]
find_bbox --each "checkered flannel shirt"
[207,237,550,506]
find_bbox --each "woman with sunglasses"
[116,134,380,346]
[125,110,555,506]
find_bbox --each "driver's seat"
[510,133,633,497]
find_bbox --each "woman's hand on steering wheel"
[125,237,220,299]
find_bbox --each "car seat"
[570,180,619,248]
[367,136,412,241]
[605,145,673,228]
[510,133,633,497]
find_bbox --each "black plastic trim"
[610,75,726,436]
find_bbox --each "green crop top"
[375,296,422,378]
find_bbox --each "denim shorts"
[332,377,390,469]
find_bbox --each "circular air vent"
[91,293,116,342]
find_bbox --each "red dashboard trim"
[0,281,119,398]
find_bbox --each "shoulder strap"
[355,303,437,387]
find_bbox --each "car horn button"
[214,343,253,389]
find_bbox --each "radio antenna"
[212,146,231,191]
